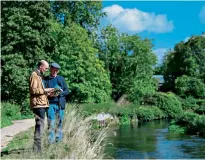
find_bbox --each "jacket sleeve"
[60,77,69,96]
[29,73,44,95]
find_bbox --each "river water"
[104,120,205,159]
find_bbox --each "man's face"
[39,63,49,73]
[50,67,59,77]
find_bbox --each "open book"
[53,85,62,96]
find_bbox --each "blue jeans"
[46,104,64,143]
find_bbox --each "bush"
[1,102,21,119]
[175,75,205,98]
[175,111,205,136]
[135,106,155,121]
[142,92,182,118]
[1,102,22,128]
[20,99,33,119]
[180,96,199,110]
[135,106,165,121]
[80,102,116,117]
[168,124,186,134]
[108,104,138,117]
[1,102,33,128]
[195,106,205,115]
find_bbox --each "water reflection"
[104,120,205,159]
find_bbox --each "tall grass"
[2,105,107,159]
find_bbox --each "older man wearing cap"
[44,62,69,143]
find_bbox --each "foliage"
[142,92,182,118]
[1,102,21,128]
[1,1,55,104]
[108,105,137,117]
[168,124,186,134]
[179,96,199,110]
[51,1,105,32]
[1,102,33,128]
[175,75,205,98]
[175,111,205,136]
[20,99,33,118]
[195,106,205,115]
[98,25,157,101]
[80,102,116,117]
[162,35,205,91]
[154,65,164,75]
[50,21,112,103]
[135,106,165,121]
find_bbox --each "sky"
[101,1,205,64]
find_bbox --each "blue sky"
[101,1,205,64]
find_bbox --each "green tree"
[98,25,157,102]
[1,1,55,104]
[175,75,205,98]
[51,1,105,32]
[163,35,205,91]
[49,21,112,102]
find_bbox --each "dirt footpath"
[1,119,35,151]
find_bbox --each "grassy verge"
[1,102,33,128]
[1,106,107,159]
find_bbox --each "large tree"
[98,25,157,101]
[51,1,105,32]
[49,21,112,103]
[1,1,55,104]
[162,35,205,91]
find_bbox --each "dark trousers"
[33,108,47,152]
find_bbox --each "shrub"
[1,102,21,119]
[108,105,137,117]
[168,124,186,134]
[180,96,199,110]
[1,102,33,128]
[195,106,205,115]
[1,102,22,128]
[150,106,166,119]
[135,106,155,121]
[175,75,205,98]
[20,99,33,119]
[142,92,182,118]
[135,106,165,121]
[80,102,116,117]
[175,111,205,136]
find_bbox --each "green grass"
[1,102,33,128]
[1,106,107,159]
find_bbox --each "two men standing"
[29,60,69,152]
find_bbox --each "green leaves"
[163,35,205,92]
[1,1,55,104]
[50,22,112,103]
[98,25,157,102]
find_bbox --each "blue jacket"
[44,75,69,109]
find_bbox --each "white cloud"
[153,48,169,64]
[199,5,205,24]
[103,5,174,33]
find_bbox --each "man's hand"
[44,88,54,95]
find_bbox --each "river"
[104,120,205,159]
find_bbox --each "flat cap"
[50,62,61,69]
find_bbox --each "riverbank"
[1,107,106,159]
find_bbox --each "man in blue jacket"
[44,62,69,143]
